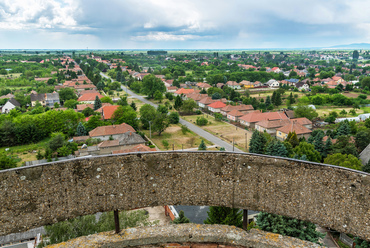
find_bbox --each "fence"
[24,155,76,167]
[340,233,354,247]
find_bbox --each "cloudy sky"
[1,0,369,49]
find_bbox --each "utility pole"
[233,138,234,152]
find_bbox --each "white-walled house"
[266,79,279,88]
[2,98,20,114]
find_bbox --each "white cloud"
[132,32,204,41]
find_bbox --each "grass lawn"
[185,70,193,75]
[315,106,363,117]
[1,138,51,166]
[0,73,22,79]
[142,124,214,151]
[182,114,252,152]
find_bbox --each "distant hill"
[328,43,370,49]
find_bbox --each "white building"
[1,98,20,113]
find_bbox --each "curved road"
[100,72,243,152]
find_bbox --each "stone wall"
[0,152,369,241]
[45,224,322,248]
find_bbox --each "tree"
[212,92,222,99]
[174,95,183,110]
[361,76,370,89]
[363,160,370,173]
[274,92,282,106]
[59,88,77,101]
[82,107,95,117]
[157,104,168,114]
[293,142,321,162]
[140,104,156,129]
[180,99,197,114]
[256,212,325,245]
[198,139,207,150]
[286,132,299,148]
[204,206,242,228]
[196,116,208,126]
[294,105,318,120]
[355,130,370,152]
[142,74,166,98]
[333,136,359,157]
[112,106,139,129]
[265,140,288,157]
[100,96,113,104]
[249,130,267,154]
[152,112,170,136]
[154,90,163,101]
[324,153,363,170]
[0,154,17,170]
[130,102,137,111]
[169,112,180,124]
[288,92,295,104]
[265,96,271,106]
[172,210,190,224]
[353,50,360,60]
[48,133,66,152]
[76,122,87,136]
[94,96,102,110]
[354,237,370,248]
[323,137,333,158]
[64,99,78,109]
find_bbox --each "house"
[226,81,241,90]
[30,93,60,108]
[276,121,312,141]
[293,117,313,129]
[220,104,254,116]
[77,131,146,156]
[239,80,254,88]
[227,109,244,122]
[196,82,212,90]
[1,98,20,113]
[255,119,292,136]
[216,83,225,88]
[112,144,156,154]
[198,97,214,109]
[295,81,310,91]
[89,123,136,141]
[239,111,289,129]
[96,105,120,120]
[77,92,104,104]
[174,88,194,96]
[0,93,15,100]
[76,104,94,112]
[266,79,279,88]
[207,101,226,113]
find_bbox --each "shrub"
[169,112,180,124]
[181,125,190,135]
[196,116,208,126]
[162,140,169,149]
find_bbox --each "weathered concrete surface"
[0,152,369,241]
[45,224,322,248]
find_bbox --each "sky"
[1,0,370,49]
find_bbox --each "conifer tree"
[286,131,299,148]
[174,95,183,110]
[76,122,87,136]
[323,137,333,158]
[274,92,282,106]
[172,210,190,224]
[249,130,267,154]
[288,92,295,104]
[130,102,137,111]
[271,91,276,105]
[256,212,325,245]
[336,121,350,137]
[265,140,288,157]
[94,96,102,110]
[265,96,271,106]
[204,206,243,228]
[313,132,325,155]
[198,139,207,150]
[362,160,370,173]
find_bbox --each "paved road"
[100,72,244,152]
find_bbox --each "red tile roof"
[89,123,135,137]
[175,88,195,95]
[227,109,244,117]
[112,144,156,154]
[208,101,227,109]
[77,93,104,102]
[239,111,288,124]
[97,105,120,120]
[276,121,312,135]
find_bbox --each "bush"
[195,110,202,115]
[162,140,169,149]
[169,112,180,124]
[181,125,190,134]
[196,116,208,126]
[214,113,223,121]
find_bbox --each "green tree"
[286,132,299,148]
[274,92,282,106]
[363,160,370,173]
[265,96,271,106]
[172,210,190,224]
[59,88,77,101]
[204,206,242,228]
[333,136,359,157]
[82,107,95,117]
[140,104,157,129]
[265,140,288,157]
[355,129,370,152]
[361,76,370,89]
[256,212,325,245]
[324,153,363,170]
[169,112,180,124]
[152,111,170,136]
[111,106,138,129]
[323,137,333,158]
[94,96,102,110]
[48,133,66,152]
[64,99,78,109]
[76,122,87,136]
[154,90,163,101]
[130,102,137,111]
[293,142,321,162]
[196,116,208,126]
[294,105,318,120]
[142,74,166,98]
[249,130,267,154]
[174,95,183,110]
[198,139,207,150]
[100,96,113,104]
[354,237,370,248]
[353,50,360,60]
[180,99,197,114]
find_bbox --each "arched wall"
[0,152,369,240]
